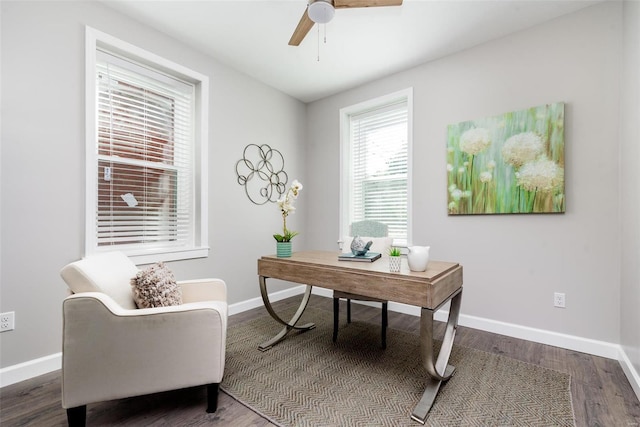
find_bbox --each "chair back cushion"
[60,251,139,310]
[350,220,389,238]
[344,220,392,254]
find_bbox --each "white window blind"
[346,97,409,245]
[95,50,194,250]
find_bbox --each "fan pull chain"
[316,24,328,62]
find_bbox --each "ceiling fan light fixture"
[308,0,335,24]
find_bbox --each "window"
[340,89,412,247]
[85,28,209,263]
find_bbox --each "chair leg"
[333,297,339,342]
[207,383,220,413]
[381,302,388,349]
[66,405,86,427]
[347,299,352,323]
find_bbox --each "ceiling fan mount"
[288,0,403,46]
[308,0,335,24]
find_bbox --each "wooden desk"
[257,250,463,424]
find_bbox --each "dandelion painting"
[447,102,565,215]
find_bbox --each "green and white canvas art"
[447,102,565,215]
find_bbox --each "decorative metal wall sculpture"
[236,144,288,205]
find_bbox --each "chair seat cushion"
[131,263,182,308]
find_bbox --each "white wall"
[620,0,640,382]
[306,2,623,343]
[2,0,637,386]
[0,1,307,368]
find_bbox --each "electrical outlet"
[0,312,15,332]
[553,293,566,308]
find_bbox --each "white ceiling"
[102,0,600,103]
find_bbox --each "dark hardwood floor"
[2,295,639,426]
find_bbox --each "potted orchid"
[273,180,303,257]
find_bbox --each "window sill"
[127,247,210,265]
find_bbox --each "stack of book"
[338,252,382,262]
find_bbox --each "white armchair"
[59,251,227,427]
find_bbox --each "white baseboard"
[2,286,639,403]
[314,287,620,358]
[453,311,622,359]
[0,352,62,388]
[227,285,306,316]
[619,347,640,402]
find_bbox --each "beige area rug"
[221,307,575,427]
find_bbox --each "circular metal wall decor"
[236,144,288,205]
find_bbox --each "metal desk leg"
[411,288,463,424]
[258,276,316,351]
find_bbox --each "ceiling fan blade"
[334,0,402,8]
[289,9,315,46]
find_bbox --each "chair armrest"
[62,292,227,409]
[178,278,227,303]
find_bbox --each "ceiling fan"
[289,0,403,46]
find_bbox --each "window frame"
[85,27,209,264]
[339,88,414,247]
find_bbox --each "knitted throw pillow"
[131,262,182,308]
